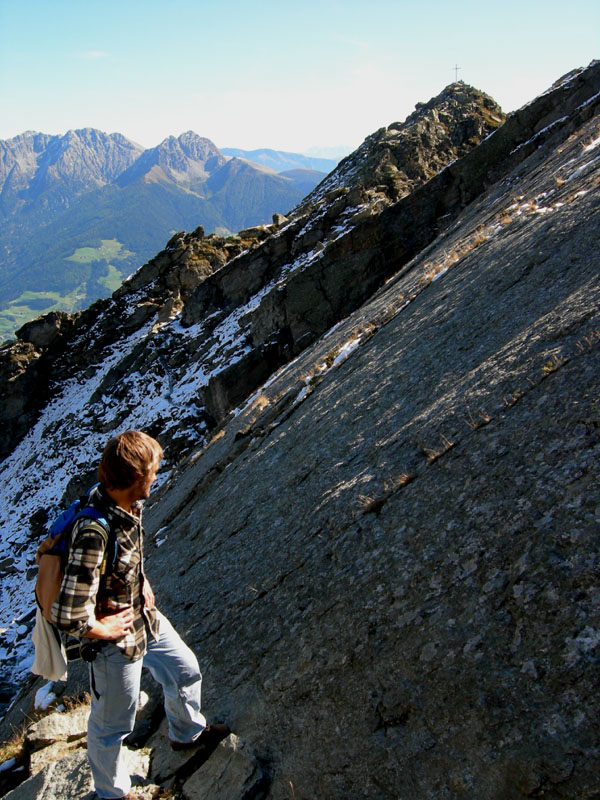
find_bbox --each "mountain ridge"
[0,128,144,207]
[303,80,505,206]
[1,64,599,798]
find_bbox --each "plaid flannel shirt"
[51,485,159,660]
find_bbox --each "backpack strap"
[71,509,116,576]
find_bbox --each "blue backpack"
[35,486,116,623]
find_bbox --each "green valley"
[66,238,134,266]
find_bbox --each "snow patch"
[566,154,600,182]
[584,135,600,152]
[34,682,56,710]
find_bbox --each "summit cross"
[454,64,461,81]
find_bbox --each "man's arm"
[142,578,155,610]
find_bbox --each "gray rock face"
[183,734,265,800]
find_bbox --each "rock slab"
[4,746,150,800]
[182,734,265,800]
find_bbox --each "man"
[52,430,227,800]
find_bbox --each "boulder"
[147,718,201,784]
[272,213,288,227]
[238,226,269,240]
[0,556,15,577]
[25,705,89,750]
[3,750,93,800]
[16,312,73,349]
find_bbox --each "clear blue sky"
[0,0,598,154]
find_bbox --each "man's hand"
[143,580,155,610]
[87,607,135,641]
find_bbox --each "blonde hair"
[98,430,163,490]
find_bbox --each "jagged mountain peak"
[176,129,219,151]
[1,130,52,145]
[41,127,142,158]
[117,131,226,186]
[155,130,220,156]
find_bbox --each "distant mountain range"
[220,148,339,173]
[0,130,334,339]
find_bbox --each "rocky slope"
[0,63,599,798]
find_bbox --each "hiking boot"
[169,723,230,751]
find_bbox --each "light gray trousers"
[87,610,207,799]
